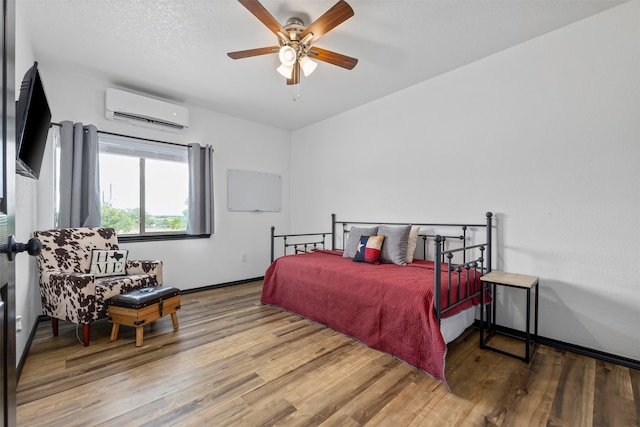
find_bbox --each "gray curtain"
[187,143,214,235]
[58,121,101,228]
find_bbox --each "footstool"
[108,286,181,347]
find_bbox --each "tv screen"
[15,61,52,179]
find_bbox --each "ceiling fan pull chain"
[293,83,301,102]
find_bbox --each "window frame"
[53,127,210,242]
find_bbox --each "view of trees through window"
[100,202,187,234]
[100,153,189,235]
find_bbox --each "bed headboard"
[331,213,492,266]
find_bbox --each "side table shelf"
[480,271,539,363]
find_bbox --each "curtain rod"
[50,121,188,148]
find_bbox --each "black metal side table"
[480,271,539,363]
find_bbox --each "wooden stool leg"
[171,312,179,330]
[135,326,144,347]
[110,323,120,342]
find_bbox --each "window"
[54,129,190,238]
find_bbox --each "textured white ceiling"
[18,0,626,130]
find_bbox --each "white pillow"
[406,225,420,263]
[89,249,128,277]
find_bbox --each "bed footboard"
[434,212,493,324]
[270,227,331,262]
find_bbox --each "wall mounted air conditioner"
[105,88,189,133]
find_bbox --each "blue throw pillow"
[353,235,385,264]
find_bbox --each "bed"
[262,213,493,389]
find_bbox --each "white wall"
[13,17,291,363]
[290,1,640,360]
[39,64,289,289]
[14,5,43,365]
[35,68,291,287]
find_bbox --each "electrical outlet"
[241,252,248,262]
[16,315,22,333]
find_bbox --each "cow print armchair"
[33,227,163,346]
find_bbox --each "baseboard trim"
[475,321,640,371]
[536,335,640,371]
[17,315,46,381]
[179,277,264,295]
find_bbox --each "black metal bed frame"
[270,212,493,325]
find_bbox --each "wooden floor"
[17,281,640,427]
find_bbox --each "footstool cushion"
[108,286,180,346]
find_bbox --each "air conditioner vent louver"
[105,88,189,134]
[111,111,186,131]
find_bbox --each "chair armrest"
[42,270,95,290]
[126,260,163,285]
[39,270,97,324]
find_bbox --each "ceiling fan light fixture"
[278,45,297,66]
[277,63,293,79]
[299,56,317,77]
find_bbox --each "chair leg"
[82,323,91,347]
[51,317,59,336]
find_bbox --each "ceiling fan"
[227,0,358,86]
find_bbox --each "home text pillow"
[406,225,420,263]
[353,235,385,264]
[89,249,128,277]
[343,226,379,258]
[378,224,411,266]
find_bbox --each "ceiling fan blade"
[287,62,300,85]
[308,47,358,70]
[300,0,354,45]
[237,0,287,37]
[227,46,279,59]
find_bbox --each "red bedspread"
[261,250,482,388]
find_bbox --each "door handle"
[1,235,42,261]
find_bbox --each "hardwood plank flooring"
[17,281,640,426]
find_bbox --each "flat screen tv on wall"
[15,61,52,179]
